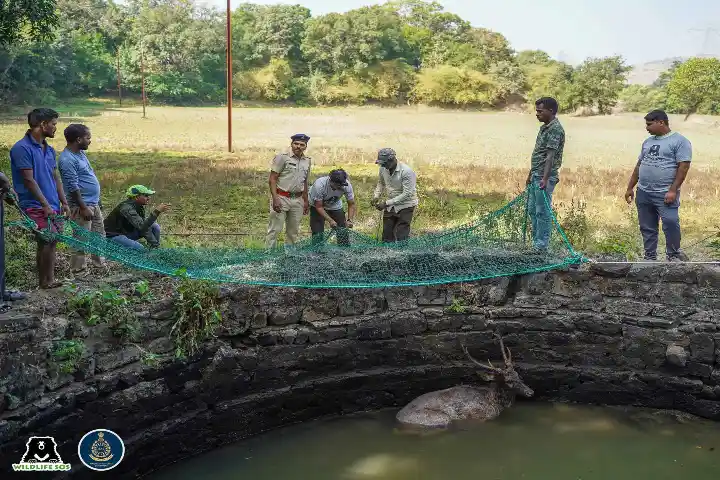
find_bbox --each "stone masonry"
[0,262,719,478]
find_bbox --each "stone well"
[1,262,719,478]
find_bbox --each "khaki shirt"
[373,162,419,212]
[271,151,311,193]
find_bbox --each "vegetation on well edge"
[170,268,223,360]
[50,339,85,375]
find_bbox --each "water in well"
[149,402,720,479]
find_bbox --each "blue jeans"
[527,175,558,250]
[635,188,682,260]
[109,223,160,250]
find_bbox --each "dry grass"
[1,103,719,257]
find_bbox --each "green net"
[7,185,585,288]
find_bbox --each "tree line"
[1,0,719,116]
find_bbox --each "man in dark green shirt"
[103,185,170,250]
[526,97,565,251]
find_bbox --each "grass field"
[2,101,719,274]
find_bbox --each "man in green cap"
[103,185,170,250]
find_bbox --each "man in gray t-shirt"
[625,110,692,261]
[309,169,356,245]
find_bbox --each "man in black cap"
[371,148,418,242]
[266,134,312,249]
[0,171,27,312]
[308,168,356,246]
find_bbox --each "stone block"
[513,294,567,310]
[520,272,554,295]
[698,266,720,289]
[390,311,426,337]
[384,289,418,311]
[687,362,713,380]
[589,262,631,278]
[605,298,654,317]
[665,344,688,367]
[627,264,665,283]
[663,265,700,284]
[416,286,447,306]
[690,334,715,363]
[572,313,622,336]
[421,308,444,319]
[0,314,41,334]
[268,308,303,326]
[96,347,141,373]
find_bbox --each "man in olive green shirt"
[266,134,312,249]
[526,97,565,251]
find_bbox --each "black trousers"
[310,207,349,246]
[383,206,415,243]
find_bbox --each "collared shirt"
[530,118,565,177]
[637,131,692,194]
[271,151,311,193]
[309,176,355,211]
[9,131,61,211]
[58,148,101,207]
[373,162,419,212]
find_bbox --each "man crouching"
[103,185,170,250]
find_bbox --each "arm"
[540,150,556,186]
[347,199,356,223]
[268,154,285,213]
[0,172,14,205]
[53,169,70,216]
[669,162,690,192]
[669,138,692,194]
[19,169,52,214]
[302,160,310,215]
[313,200,337,227]
[625,145,644,203]
[372,169,385,204]
[60,162,85,210]
[386,169,417,208]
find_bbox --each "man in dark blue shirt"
[10,108,70,289]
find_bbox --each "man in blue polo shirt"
[10,108,71,289]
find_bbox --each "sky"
[196,0,720,65]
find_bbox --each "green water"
[149,402,720,480]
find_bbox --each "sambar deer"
[396,334,534,429]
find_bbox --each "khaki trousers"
[70,205,106,271]
[265,196,304,249]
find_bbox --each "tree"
[666,57,720,120]
[569,56,631,114]
[516,49,553,66]
[301,6,407,75]
[0,0,59,45]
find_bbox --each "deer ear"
[477,371,495,382]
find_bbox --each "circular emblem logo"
[77,429,125,471]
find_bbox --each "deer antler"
[495,332,512,367]
[461,343,500,372]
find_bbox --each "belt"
[277,188,303,198]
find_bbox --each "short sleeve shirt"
[637,131,692,194]
[271,151,311,193]
[530,118,565,177]
[9,132,60,211]
[309,176,354,211]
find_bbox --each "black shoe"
[3,290,27,301]
[0,303,10,313]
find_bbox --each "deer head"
[461,334,534,398]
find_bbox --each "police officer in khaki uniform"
[265,133,312,249]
